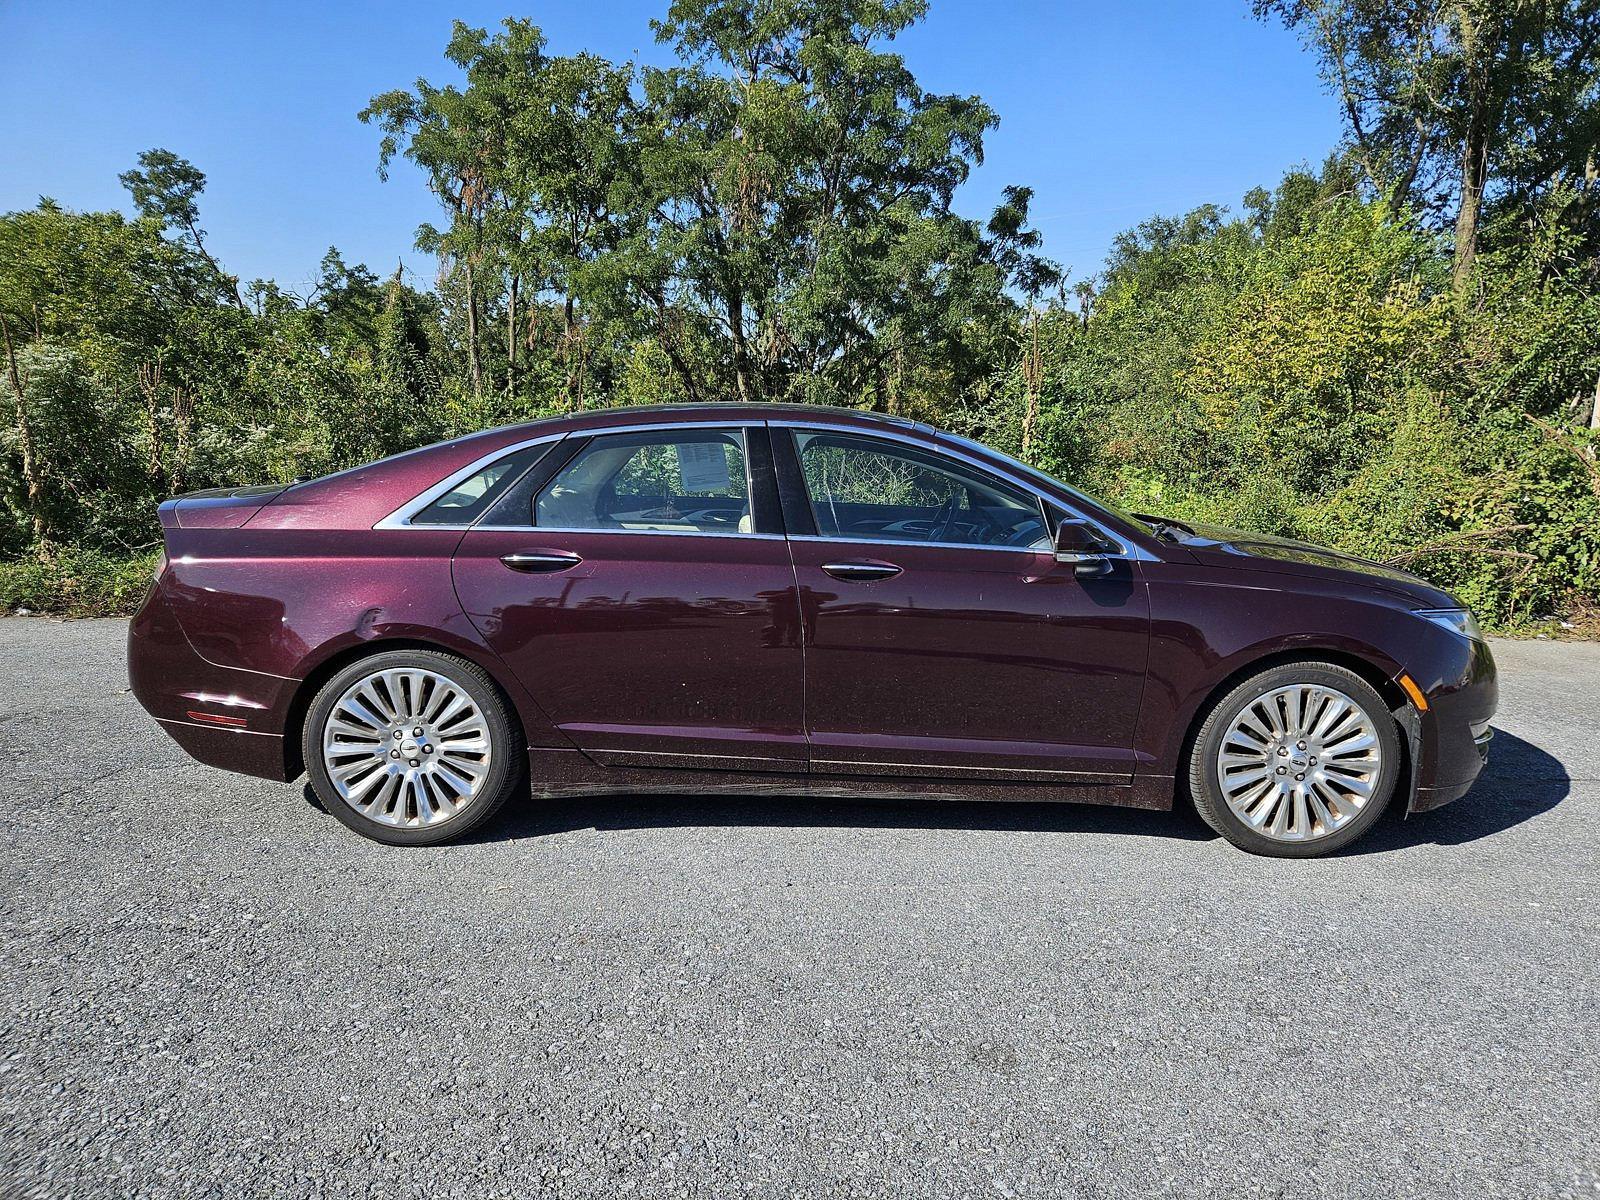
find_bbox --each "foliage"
[3,0,1599,628]
[1254,0,1600,284]
[0,546,158,617]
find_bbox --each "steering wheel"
[1002,518,1049,548]
[967,502,1012,543]
[930,493,962,543]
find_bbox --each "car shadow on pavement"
[478,790,1220,846]
[316,728,1568,853]
[1344,728,1571,855]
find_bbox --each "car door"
[775,426,1151,784]
[450,424,807,773]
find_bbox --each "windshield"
[937,432,1156,537]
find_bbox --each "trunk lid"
[158,484,287,530]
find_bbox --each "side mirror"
[1053,519,1116,577]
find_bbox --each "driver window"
[535,429,752,534]
[794,432,1049,549]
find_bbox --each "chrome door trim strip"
[466,525,788,541]
[788,534,1052,557]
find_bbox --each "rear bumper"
[152,717,291,781]
[128,579,296,782]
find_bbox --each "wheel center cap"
[1291,755,1308,769]
[401,739,421,758]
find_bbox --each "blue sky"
[0,1,1343,294]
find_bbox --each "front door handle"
[500,550,584,573]
[821,559,902,582]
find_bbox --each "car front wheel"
[1188,661,1401,857]
[302,649,524,846]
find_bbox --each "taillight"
[152,550,168,581]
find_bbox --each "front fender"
[1135,562,1426,778]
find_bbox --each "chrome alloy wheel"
[321,667,493,829]
[1214,683,1384,843]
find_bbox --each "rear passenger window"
[411,444,550,525]
[535,430,752,533]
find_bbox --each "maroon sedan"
[129,404,1496,856]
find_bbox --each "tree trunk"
[1452,12,1502,293]
[183,219,246,310]
[505,273,518,399]
[463,258,484,399]
[1021,310,1041,457]
[1452,116,1490,291]
[171,386,194,494]
[650,299,702,405]
[1,316,45,544]
[137,362,165,489]
[561,294,581,408]
[727,288,755,404]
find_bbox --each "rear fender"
[158,525,571,751]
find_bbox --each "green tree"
[623,0,1010,405]
[1257,0,1600,287]
[119,148,245,307]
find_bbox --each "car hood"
[1166,520,1460,608]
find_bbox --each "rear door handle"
[821,559,902,582]
[500,550,584,573]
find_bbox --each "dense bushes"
[956,178,1600,627]
[0,547,158,617]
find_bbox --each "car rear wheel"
[1188,661,1401,857]
[302,649,524,846]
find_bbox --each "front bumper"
[1413,725,1494,812]
[1405,638,1498,815]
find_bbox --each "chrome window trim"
[374,414,1145,559]
[772,419,1145,561]
[375,419,759,534]
[785,533,1054,556]
[529,423,757,539]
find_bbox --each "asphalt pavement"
[1,619,1596,1198]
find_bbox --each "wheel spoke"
[1306,787,1335,832]
[1312,697,1349,738]
[1268,791,1291,837]
[1216,681,1384,844]
[344,763,389,802]
[1326,770,1374,797]
[322,666,495,830]
[356,682,396,725]
[1221,765,1271,793]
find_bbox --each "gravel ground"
[1,618,1596,1199]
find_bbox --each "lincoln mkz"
[129,404,1497,856]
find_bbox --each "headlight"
[1414,608,1483,641]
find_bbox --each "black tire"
[1187,661,1401,858]
[301,648,525,846]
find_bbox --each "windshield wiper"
[1132,513,1195,543]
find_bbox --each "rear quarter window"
[410,444,552,525]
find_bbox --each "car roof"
[466,402,940,444]
[265,403,947,531]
